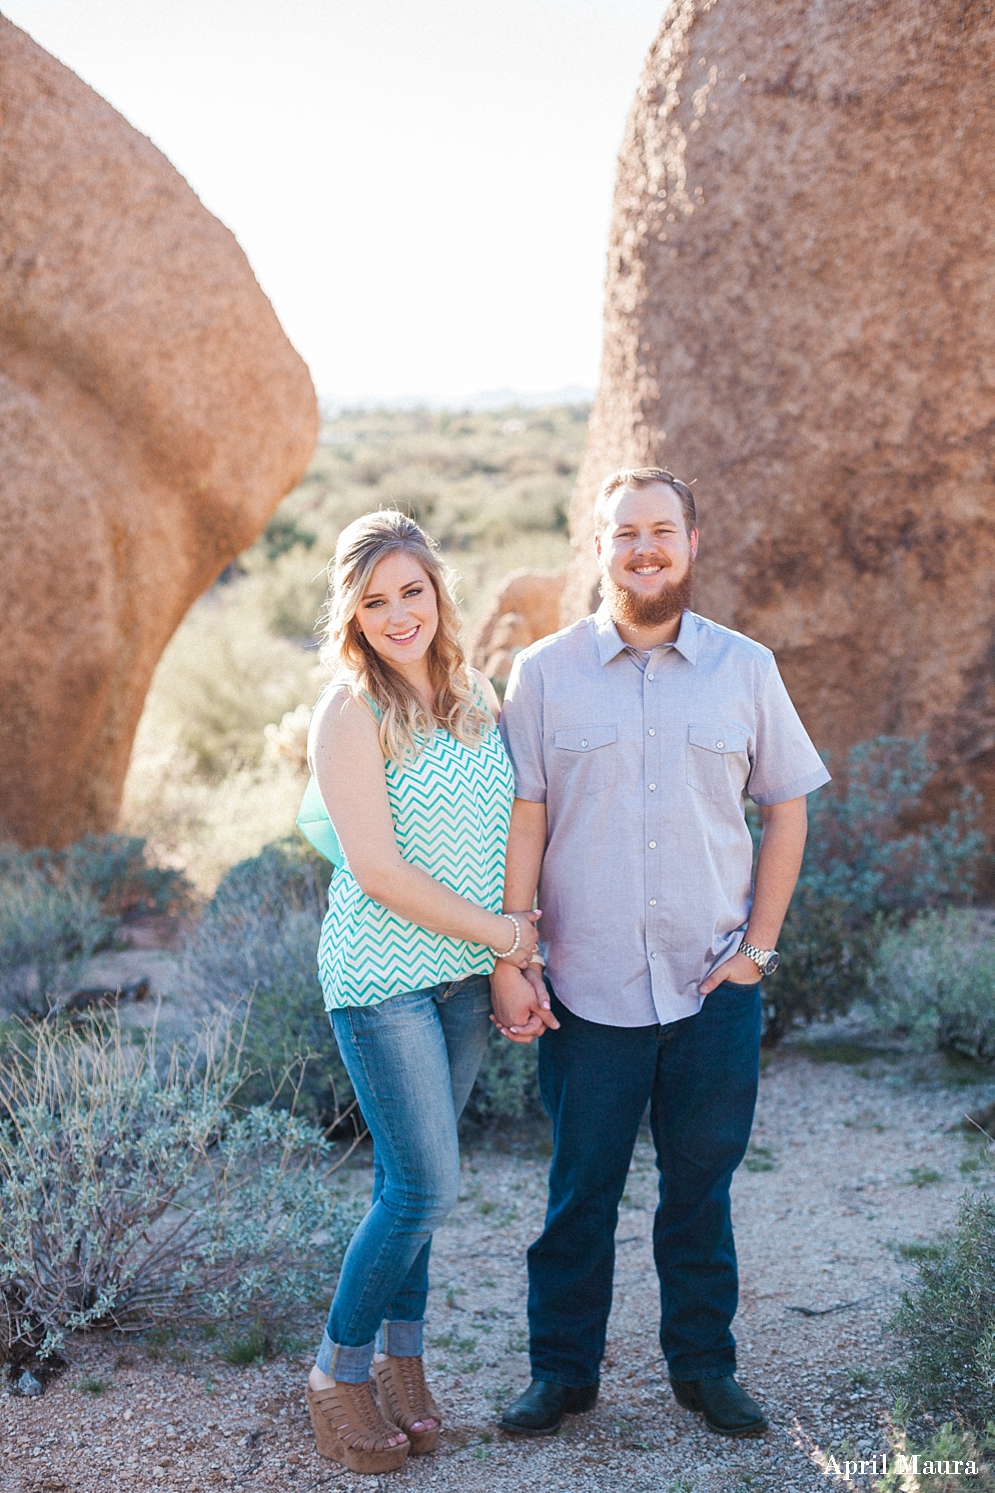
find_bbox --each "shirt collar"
[593,603,699,667]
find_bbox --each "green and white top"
[316,704,515,1010]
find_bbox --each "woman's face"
[354,550,439,672]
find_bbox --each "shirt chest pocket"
[553,723,617,797]
[686,724,751,800]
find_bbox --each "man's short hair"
[593,467,697,537]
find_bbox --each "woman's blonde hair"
[320,509,492,762]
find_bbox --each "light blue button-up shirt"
[499,605,831,1027]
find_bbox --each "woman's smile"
[355,550,440,676]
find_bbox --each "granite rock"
[567,0,995,816]
[472,568,567,685]
[0,17,317,847]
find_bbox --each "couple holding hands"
[303,467,830,1474]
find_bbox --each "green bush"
[464,1027,541,1127]
[55,833,193,918]
[1,833,192,919]
[146,601,319,778]
[870,910,995,1061]
[877,1420,995,1492]
[0,864,110,1018]
[0,835,192,1019]
[892,1192,995,1430]
[0,1011,358,1359]
[761,737,984,1046]
[183,838,351,1128]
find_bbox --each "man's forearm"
[746,797,808,947]
[503,798,547,913]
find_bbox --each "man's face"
[595,482,698,625]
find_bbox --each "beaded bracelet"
[491,913,521,959]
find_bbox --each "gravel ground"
[2,1048,992,1493]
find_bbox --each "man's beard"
[602,558,694,628]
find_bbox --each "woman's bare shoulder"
[308,683,378,759]
[469,667,502,721]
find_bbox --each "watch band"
[740,940,777,975]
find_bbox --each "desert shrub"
[1,834,191,919]
[261,513,317,563]
[761,737,984,1046]
[870,910,995,1061]
[0,864,110,1018]
[877,1419,995,1492]
[122,746,312,896]
[891,1192,995,1430]
[146,599,320,778]
[183,838,351,1128]
[463,1027,541,1127]
[54,834,193,918]
[0,1012,358,1359]
[0,835,191,1018]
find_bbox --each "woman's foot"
[306,1368,409,1474]
[373,1352,442,1454]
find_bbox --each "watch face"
[764,951,780,975]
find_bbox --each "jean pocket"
[686,724,750,800]
[553,723,617,796]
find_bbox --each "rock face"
[568,0,995,813]
[472,569,567,686]
[0,19,317,848]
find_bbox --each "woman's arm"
[309,687,537,964]
[490,798,559,1041]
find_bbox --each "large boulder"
[472,569,567,686]
[0,19,317,848]
[567,0,995,815]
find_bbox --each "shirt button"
[647,673,655,681]
[649,898,657,906]
[648,783,656,791]
[650,951,658,959]
[716,739,724,749]
[648,840,657,849]
[648,728,656,736]
[580,739,588,748]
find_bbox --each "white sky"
[3,0,664,401]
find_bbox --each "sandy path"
[2,1051,990,1493]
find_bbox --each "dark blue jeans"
[527,980,762,1387]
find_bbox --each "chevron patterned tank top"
[316,717,515,1009]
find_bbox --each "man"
[493,468,830,1439]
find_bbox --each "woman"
[305,510,539,1475]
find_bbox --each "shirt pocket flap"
[688,724,749,754]
[554,724,618,753]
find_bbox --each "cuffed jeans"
[315,974,491,1383]
[527,980,762,1387]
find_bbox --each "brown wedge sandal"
[306,1379,409,1474]
[373,1354,442,1455]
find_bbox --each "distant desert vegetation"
[122,404,587,888]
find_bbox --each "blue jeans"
[527,980,762,1387]
[315,974,491,1382]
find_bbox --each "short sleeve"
[746,658,832,806]
[499,654,547,802]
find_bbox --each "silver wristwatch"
[739,940,780,977]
